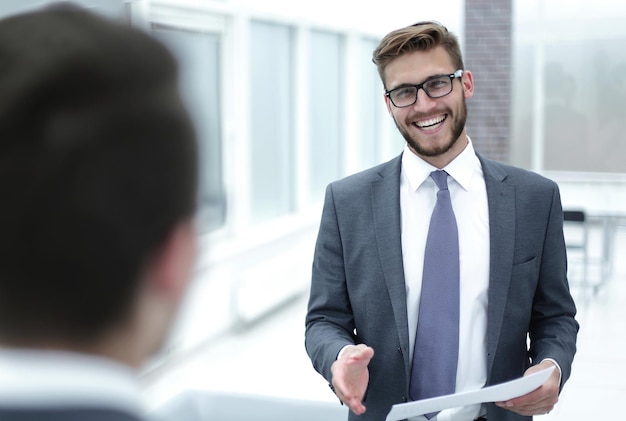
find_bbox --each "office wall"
[464,0,512,163]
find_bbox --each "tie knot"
[430,170,449,191]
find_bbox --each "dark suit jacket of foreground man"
[305,152,579,421]
[0,409,142,421]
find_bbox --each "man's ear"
[148,219,197,298]
[126,219,197,365]
[384,92,393,115]
[462,69,475,99]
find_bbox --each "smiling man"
[305,21,578,421]
[385,46,470,167]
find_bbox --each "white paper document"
[385,366,555,421]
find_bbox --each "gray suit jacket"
[305,152,579,421]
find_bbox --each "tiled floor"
[142,228,626,420]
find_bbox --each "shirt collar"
[0,348,144,413]
[401,136,480,191]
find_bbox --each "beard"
[394,98,467,157]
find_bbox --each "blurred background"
[2,1,625,420]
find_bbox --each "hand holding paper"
[495,360,561,417]
[385,366,556,421]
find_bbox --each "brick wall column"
[464,0,513,162]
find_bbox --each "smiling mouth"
[414,114,447,129]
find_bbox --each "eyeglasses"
[385,69,464,108]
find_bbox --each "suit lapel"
[369,153,518,377]
[478,155,516,379]
[370,155,411,369]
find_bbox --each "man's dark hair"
[0,4,198,344]
[372,21,464,90]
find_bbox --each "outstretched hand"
[496,360,561,416]
[330,344,375,416]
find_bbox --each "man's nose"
[412,88,438,112]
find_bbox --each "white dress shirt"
[401,138,489,421]
[0,348,146,417]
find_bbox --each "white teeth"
[416,115,445,128]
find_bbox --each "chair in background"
[563,209,591,292]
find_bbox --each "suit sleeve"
[305,183,357,383]
[528,183,579,389]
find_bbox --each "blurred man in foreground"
[0,3,199,420]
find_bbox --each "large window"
[153,26,225,231]
[357,38,380,170]
[352,37,405,170]
[249,21,295,223]
[511,0,626,173]
[308,30,344,201]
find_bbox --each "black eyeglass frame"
[385,69,464,108]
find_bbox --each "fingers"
[344,344,375,364]
[331,345,375,415]
[338,391,367,416]
[331,369,367,415]
[496,394,557,416]
[496,362,560,416]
